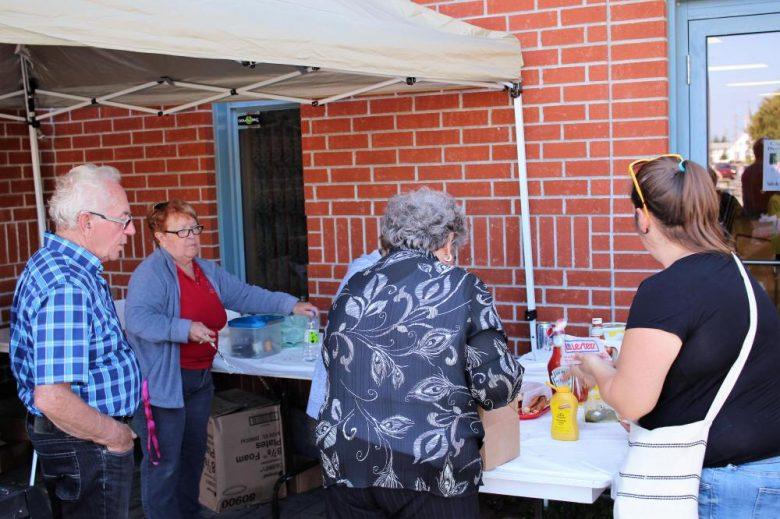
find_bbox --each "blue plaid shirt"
[10,233,140,417]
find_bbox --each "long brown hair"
[630,156,732,254]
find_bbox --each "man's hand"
[188,321,216,344]
[293,302,319,319]
[104,420,137,453]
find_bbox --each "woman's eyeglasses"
[163,225,204,238]
[85,211,133,230]
[627,153,683,221]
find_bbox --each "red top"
[178,262,227,370]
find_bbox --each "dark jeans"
[133,368,213,519]
[26,414,135,519]
[325,486,480,519]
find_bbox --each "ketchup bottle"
[547,332,588,402]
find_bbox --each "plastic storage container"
[228,315,285,358]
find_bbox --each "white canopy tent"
[0,0,538,343]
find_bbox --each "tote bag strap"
[703,253,758,425]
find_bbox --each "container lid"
[228,314,285,329]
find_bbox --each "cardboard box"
[479,398,520,471]
[199,389,286,513]
[286,457,322,495]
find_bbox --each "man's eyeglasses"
[85,211,133,230]
[627,153,683,221]
[164,225,204,238]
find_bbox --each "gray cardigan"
[125,247,298,408]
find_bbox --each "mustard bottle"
[550,385,579,441]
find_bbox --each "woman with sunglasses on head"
[124,199,317,519]
[572,156,780,518]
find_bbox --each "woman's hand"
[188,321,216,344]
[569,353,611,389]
[293,302,319,319]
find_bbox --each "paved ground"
[0,456,613,518]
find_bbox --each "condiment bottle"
[303,317,320,362]
[550,385,579,441]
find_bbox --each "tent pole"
[21,56,46,247]
[512,89,537,356]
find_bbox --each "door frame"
[670,0,780,158]
[212,100,299,280]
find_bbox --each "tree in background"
[748,93,780,141]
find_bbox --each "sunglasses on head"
[628,153,685,221]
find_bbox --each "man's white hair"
[48,164,122,230]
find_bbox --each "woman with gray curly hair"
[316,188,523,518]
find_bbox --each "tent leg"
[21,55,46,247]
[512,94,537,357]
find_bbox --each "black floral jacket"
[316,248,523,497]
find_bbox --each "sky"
[708,31,780,143]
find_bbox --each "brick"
[102,133,132,147]
[178,142,214,156]
[166,158,200,172]
[444,146,490,163]
[566,198,611,215]
[589,64,608,82]
[375,166,415,182]
[613,119,667,138]
[357,184,399,199]
[313,151,353,166]
[439,0,483,17]
[56,150,85,163]
[564,122,609,139]
[399,148,441,163]
[611,21,666,41]
[332,201,371,215]
[543,142,587,159]
[543,66,586,84]
[115,147,144,160]
[327,100,367,117]
[508,11,558,31]
[415,129,460,146]
[352,115,396,132]
[561,6,606,26]
[493,181,520,197]
[312,118,352,134]
[165,128,198,142]
[613,100,668,119]
[567,270,610,287]
[85,148,114,162]
[418,165,461,180]
[330,167,370,183]
[71,135,101,148]
[468,16,507,31]
[523,87,561,104]
[447,181,491,198]
[465,163,512,179]
[112,118,142,131]
[612,61,667,80]
[610,1,665,22]
[589,140,610,157]
[543,104,585,122]
[463,127,508,144]
[317,184,355,200]
[486,0,534,14]
[355,150,397,165]
[562,45,607,64]
[612,41,667,62]
[145,144,177,158]
[523,49,560,67]
[371,132,413,148]
[147,174,180,188]
[539,0,585,7]
[613,138,667,156]
[525,124,561,141]
[55,122,84,136]
[302,136,326,151]
[587,25,607,42]
[370,97,413,114]
[612,80,667,100]
[541,27,584,46]
[414,94,460,111]
[328,133,369,150]
[397,113,440,129]
[132,131,163,145]
[442,110,489,127]
[175,111,212,126]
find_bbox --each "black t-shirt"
[628,252,780,467]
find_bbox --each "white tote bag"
[613,254,758,518]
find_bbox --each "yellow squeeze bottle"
[550,385,579,441]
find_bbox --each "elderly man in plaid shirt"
[9,164,141,519]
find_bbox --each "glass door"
[689,13,780,310]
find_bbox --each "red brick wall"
[0,0,670,351]
[0,120,44,325]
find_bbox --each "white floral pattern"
[317,248,523,497]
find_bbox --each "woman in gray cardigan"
[125,200,316,519]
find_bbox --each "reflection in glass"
[707,32,780,310]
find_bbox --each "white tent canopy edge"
[0,0,538,351]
